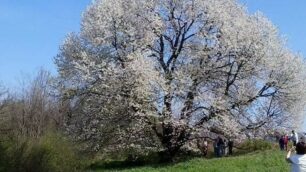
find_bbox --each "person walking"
[279,136,285,151]
[217,137,225,157]
[223,139,228,156]
[197,139,208,156]
[203,139,208,156]
[228,139,234,155]
[213,138,219,157]
[284,134,289,151]
[291,130,299,146]
[286,142,306,171]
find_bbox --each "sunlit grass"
[92,150,289,172]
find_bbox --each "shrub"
[236,139,276,154]
[38,132,87,172]
[0,131,86,172]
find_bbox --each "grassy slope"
[92,151,290,172]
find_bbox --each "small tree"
[0,70,64,139]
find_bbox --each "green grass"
[91,150,290,172]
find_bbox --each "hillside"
[92,151,290,172]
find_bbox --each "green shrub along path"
[91,150,290,172]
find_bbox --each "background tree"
[0,69,64,139]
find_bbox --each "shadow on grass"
[88,149,263,171]
[88,153,222,171]
[88,160,173,171]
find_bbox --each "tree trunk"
[158,146,181,162]
[156,124,190,162]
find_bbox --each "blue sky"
[0,0,91,88]
[0,1,305,86]
[240,0,306,56]
[0,1,306,127]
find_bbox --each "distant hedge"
[235,139,277,154]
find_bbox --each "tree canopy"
[55,0,306,160]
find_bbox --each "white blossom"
[55,0,306,156]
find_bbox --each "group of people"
[279,130,300,151]
[279,134,290,151]
[213,136,234,157]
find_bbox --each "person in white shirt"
[291,130,299,146]
[286,142,306,172]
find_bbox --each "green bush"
[236,139,276,154]
[0,141,10,172]
[40,132,87,171]
[0,132,86,172]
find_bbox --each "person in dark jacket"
[213,138,219,157]
[228,139,234,155]
[279,136,285,151]
[217,137,225,157]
